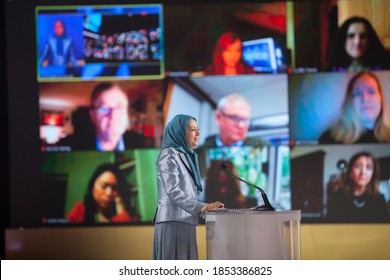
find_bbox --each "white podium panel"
[205,210,301,260]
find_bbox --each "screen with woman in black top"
[289,71,390,145]
[327,151,390,223]
[4,0,390,229]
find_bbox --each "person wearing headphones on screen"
[327,151,389,222]
[319,72,390,144]
[204,32,255,75]
[325,16,390,71]
[152,114,224,260]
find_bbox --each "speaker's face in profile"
[345,22,368,60]
[351,73,382,129]
[186,118,200,149]
[90,86,129,143]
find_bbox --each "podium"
[205,209,301,260]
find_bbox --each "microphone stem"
[223,167,274,211]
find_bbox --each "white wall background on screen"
[164,82,207,137]
[188,74,289,144]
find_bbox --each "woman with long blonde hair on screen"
[319,72,390,144]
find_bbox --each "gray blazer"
[154,147,205,225]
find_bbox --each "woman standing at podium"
[152,114,224,260]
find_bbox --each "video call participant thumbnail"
[58,82,147,151]
[67,163,139,224]
[319,72,390,144]
[327,151,390,222]
[325,16,390,72]
[203,32,255,76]
[196,94,270,177]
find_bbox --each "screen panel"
[291,144,390,223]
[40,149,160,225]
[292,0,390,73]
[163,1,289,76]
[36,4,164,81]
[289,70,390,145]
[39,80,164,152]
[4,0,390,228]
[163,74,291,211]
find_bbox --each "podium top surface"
[205,209,301,221]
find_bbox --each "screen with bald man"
[4,0,390,228]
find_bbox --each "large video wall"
[4,0,390,227]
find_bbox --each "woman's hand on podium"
[202,201,225,212]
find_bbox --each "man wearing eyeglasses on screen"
[203,94,269,148]
[196,94,269,175]
[57,82,146,151]
[88,83,132,151]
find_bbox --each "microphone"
[221,163,275,211]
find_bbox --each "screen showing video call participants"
[4,0,390,227]
[164,74,291,212]
[39,80,164,152]
[36,4,164,81]
[291,144,390,223]
[163,1,289,76]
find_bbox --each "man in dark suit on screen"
[196,94,269,175]
[57,82,147,151]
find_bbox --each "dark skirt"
[153,221,198,260]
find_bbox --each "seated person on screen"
[319,72,390,144]
[58,82,147,151]
[203,32,255,76]
[196,94,269,176]
[205,160,254,209]
[39,19,82,67]
[67,163,139,224]
[199,94,270,148]
[325,16,390,71]
[327,151,389,222]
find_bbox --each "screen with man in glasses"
[8,0,390,229]
[163,74,290,211]
[39,80,164,152]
